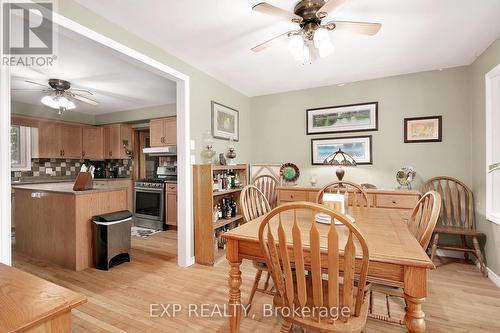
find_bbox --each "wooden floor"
[12,231,500,333]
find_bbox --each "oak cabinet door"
[82,127,104,160]
[166,192,177,225]
[38,122,62,158]
[163,117,177,146]
[149,119,164,147]
[60,125,82,159]
[103,126,113,159]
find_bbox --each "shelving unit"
[193,164,248,265]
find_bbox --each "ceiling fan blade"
[69,88,94,96]
[73,94,99,106]
[317,0,349,18]
[11,89,48,92]
[253,2,303,23]
[24,80,49,88]
[328,21,381,35]
[251,31,295,53]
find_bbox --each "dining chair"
[368,191,441,325]
[422,176,487,276]
[240,185,273,310]
[253,174,280,209]
[259,202,371,333]
[316,180,371,208]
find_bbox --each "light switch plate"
[190,140,195,150]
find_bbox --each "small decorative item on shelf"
[396,166,416,189]
[280,163,300,186]
[201,130,216,164]
[218,153,226,166]
[323,148,357,181]
[225,137,237,166]
[309,174,317,187]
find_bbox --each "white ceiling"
[11,24,176,114]
[74,0,500,97]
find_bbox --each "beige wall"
[56,0,252,162]
[470,37,500,277]
[250,67,471,190]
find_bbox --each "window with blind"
[486,64,500,225]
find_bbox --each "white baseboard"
[434,249,500,288]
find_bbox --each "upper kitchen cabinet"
[82,127,104,160]
[38,122,82,159]
[149,117,176,147]
[103,124,132,159]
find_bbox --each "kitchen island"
[13,183,128,271]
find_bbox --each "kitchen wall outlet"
[45,167,53,175]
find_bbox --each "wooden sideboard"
[278,186,420,218]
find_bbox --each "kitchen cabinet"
[93,179,133,212]
[38,122,82,159]
[166,183,177,226]
[103,124,132,159]
[82,127,104,159]
[149,117,176,147]
[11,189,15,229]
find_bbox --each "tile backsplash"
[11,158,132,180]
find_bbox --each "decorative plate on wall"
[280,163,300,185]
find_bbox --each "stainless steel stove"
[133,166,177,230]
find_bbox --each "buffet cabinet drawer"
[166,183,177,193]
[375,194,418,209]
[279,190,308,202]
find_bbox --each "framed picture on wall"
[306,102,378,135]
[404,116,442,143]
[311,136,373,165]
[211,101,239,141]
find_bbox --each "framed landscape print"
[306,102,378,135]
[311,136,373,165]
[211,101,239,141]
[404,116,442,143]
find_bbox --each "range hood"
[142,146,177,156]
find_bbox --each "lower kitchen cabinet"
[166,183,177,226]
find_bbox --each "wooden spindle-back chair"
[253,174,279,209]
[239,185,273,310]
[259,202,370,333]
[422,176,486,276]
[369,191,441,325]
[316,181,371,208]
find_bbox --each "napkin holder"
[73,172,93,191]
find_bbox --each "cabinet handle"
[392,200,397,204]
[82,151,85,157]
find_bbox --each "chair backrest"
[421,176,474,229]
[316,181,370,208]
[240,185,271,222]
[253,174,279,209]
[407,191,442,249]
[258,202,369,326]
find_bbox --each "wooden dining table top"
[224,206,434,269]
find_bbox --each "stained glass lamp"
[323,149,357,181]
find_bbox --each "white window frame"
[10,126,31,172]
[486,63,500,225]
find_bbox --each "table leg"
[404,267,427,333]
[227,239,242,333]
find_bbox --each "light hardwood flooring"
[12,231,500,333]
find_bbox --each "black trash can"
[93,210,133,270]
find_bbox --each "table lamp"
[323,148,357,181]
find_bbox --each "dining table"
[223,206,434,333]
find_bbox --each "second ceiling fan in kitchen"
[251,0,381,63]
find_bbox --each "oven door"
[134,187,164,229]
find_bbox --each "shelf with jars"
[193,164,248,265]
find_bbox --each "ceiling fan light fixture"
[41,95,59,109]
[301,44,311,64]
[314,27,335,58]
[41,94,76,111]
[288,34,304,59]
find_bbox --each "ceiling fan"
[251,0,381,63]
[13,78,99,115]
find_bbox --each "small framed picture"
[211,101,239,141]
[311,136,372,165]
[306,102,378,135]
[404,116,442,143]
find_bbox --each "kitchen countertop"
[12,177,131,185]
[12,182,129,195]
